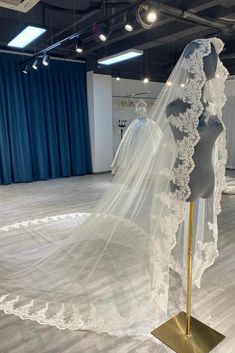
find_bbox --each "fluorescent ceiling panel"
[98,49,143,65]
[8,25,46,48]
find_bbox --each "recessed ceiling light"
[8,26,46,48]
[98,49,143,65]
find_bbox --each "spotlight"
[116,76,121,81]
[99,23,110,42]
[180,83,185,87]
[143,77,149,84]
[125,23,133,32]
[137,2,158,29]
[32,58,38,70]
[146,4,157,23]
[76,39,84,53]
[124,12,136,32]
[42,54,49,66]
[22,65,29,74]
[99,32,107,42]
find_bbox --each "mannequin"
[135,99,148,118]
[166,43,223,201]
[154,42,227,350]
[111,99,159,174]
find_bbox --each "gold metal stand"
[151,202,225,353]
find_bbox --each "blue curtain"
[0,53,91,184]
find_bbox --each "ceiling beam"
[19,0,144,65]
[79,1,231,58]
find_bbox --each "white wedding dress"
[0,38,228,336]
[111,99,159,174]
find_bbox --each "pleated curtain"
[0,53,91,184]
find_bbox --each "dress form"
[111,99,156,174]
[153,43,227,351]
[166,44,223,201]
[135,99,148,119]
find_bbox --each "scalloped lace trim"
[0,294,158,333]
[151,38,228,297]
[0,212,90,232]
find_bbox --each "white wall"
[87,72,113,173]
[112,77,164,99]
[87,74,164,172]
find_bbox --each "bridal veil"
[0,37,228,335]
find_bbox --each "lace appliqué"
[153,38,228,298]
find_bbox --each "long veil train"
[0,37,228,335]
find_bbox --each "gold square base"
[151,312,225,353]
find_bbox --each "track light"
[22,65,29,74]
[124,12,136,32]
[125,23,133,32]
[146,4,157,23]
[99,23,110,42]
[42,54,49,66]
[137,2,158,29]
[32,58,38,70]
[76,39,84,53]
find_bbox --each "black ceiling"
[1,0,235,81]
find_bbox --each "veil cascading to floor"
[0,37,228,336]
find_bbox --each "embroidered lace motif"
[152,37,228,298]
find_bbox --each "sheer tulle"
[0,38,228,335]
[111,118,160,174]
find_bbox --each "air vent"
[0,0,39,12]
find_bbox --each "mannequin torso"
[166,43,223,201]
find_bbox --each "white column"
[87,72,113,173]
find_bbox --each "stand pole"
[186,202,194,337]
[151,202,225,353]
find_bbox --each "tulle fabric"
[0,37,228,335]
[111,117,159,174]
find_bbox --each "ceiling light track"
[19,0,145,67]
[19,0,231,70]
